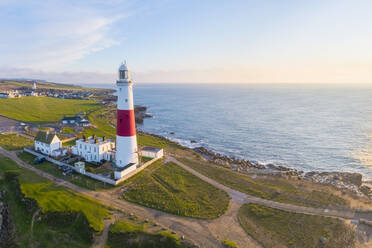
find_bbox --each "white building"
[0,91,16,98]
[141,147,164,159]
[32,82,37,90]
[72,135,115,163]
[34,131,65,157]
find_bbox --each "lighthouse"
[115,62,138,167]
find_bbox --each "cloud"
[0,0,127,70]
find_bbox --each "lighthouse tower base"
[115,135,138,167]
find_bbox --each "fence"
[24,147,159,186]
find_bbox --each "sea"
[83,83,372,180]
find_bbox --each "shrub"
[4,170,20,181]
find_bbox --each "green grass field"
[0,134,33,150]
[122,160,230,219]
[83,108,116,138]
[0,155,112,232]
[0,96,100,123]
[107,219,193,248]
[238,204,355,248]
[61,127,76,134]
[18,152,112,190]
[178,158,349,208]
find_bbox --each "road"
[1,147,372,248]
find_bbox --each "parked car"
[34,156,46,164]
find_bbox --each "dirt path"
[30,208,41,248]
[91,218,115,248]
[2,147,372,248]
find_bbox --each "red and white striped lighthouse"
[116,62,138,167]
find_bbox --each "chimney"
[102,136,106,141]
[92,134,96,140]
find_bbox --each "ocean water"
[86,83,372,180]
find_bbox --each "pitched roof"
[62,116,81,121]
[35,131,59,144]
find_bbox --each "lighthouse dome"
[119,62,128,71]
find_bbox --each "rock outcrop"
[134,105,153,124]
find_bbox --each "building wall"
[141,149,164,159]
[114,163,137,179]
[73,139,115,162]
[34,139,61,156]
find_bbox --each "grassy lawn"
[178,158,349,208]
[0,134,33,150]
[0,155,112,247]
[107,219,193,248]
[121,160,230,219]
[62,139,76,146]
[238,203,355,248]
[61,127,76,134]
[0,96,100,123]
[141,156,153,163]
[18,151,113,190]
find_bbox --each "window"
[120,70,128,79]
[125,99,128,102]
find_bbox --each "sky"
[0,0,372,84]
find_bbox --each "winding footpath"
[1,147,372,248]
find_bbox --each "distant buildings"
[34,130,66,157]
[0,92,15,98]
[72,135,115,162]
[61,115,90,127]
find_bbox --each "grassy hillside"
[0,80,84,90]
[0,155,112,232]
[0,96,100,123]
[122,160,230,219]
[0,134,33,150]
[238,203,355,248]
[178,158,349,209]
[107,219,194,248]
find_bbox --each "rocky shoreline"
[192,146,372,198]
